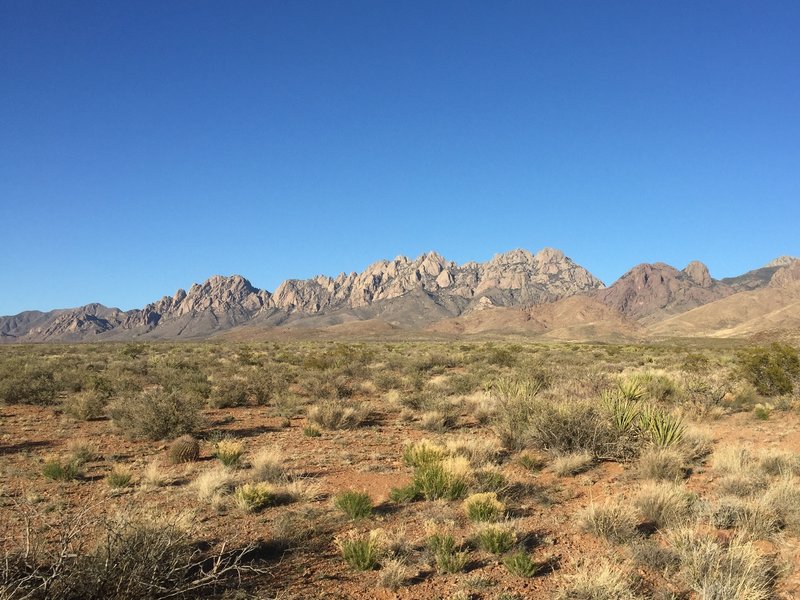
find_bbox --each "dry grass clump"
[419,409,458,432]
[636,447,686,481]
[578,500,638,544]
[756,449,800,476]
[762,476,800,533]
[551,451,594,477]
[444,435,501,466]
[377,557,412,591]
[634,481,696,529]
[106,465,133,489]
[306,399,368,430]
[141,459,168,489]
[191,467,237,501]
[717,473,768,498]
[668,528,775,599]
[678,425,714,461]
[250,446,286,482]
[713,445,753,475]
[556,559,637,600]
[282,478,323,503]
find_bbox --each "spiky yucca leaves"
[602,390,641,435]
[639,405,685,448]
[617,378,646,402]
[168,435,200,464]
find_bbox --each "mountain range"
[2,248,799,343]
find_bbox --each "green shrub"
[106,465,133,488]
[336,530,384,571]
[503,551,539,577]
[412,462,468,501]
[738,343,800,396]
[475,522,517,554]
[109,389,203,440]
[463,492,505,522]
[334,490,373,520]
[0,364,58,405]
[42,458,80,481]
[402,439,446,468]
[233,482,277,512]
[213,438,244,467]
[424,523,468,573]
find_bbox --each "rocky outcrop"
[269,247,604,316]
[593,262,732,323]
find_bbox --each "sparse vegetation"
[2,339,800,598]
[334,490,373,520]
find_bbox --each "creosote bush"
[109,389,203,440]
[738,342,800,396]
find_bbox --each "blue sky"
[1,1,798,315]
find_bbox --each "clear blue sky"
[1,1,798,315]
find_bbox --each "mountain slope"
[648,263,800,338]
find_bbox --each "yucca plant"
[639,406,685,448]
[617,378,645,402]
[603,391,641,434]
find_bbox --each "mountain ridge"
[2,251,798,343]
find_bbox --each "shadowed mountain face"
[0,248,605,342]
[591,261,734,323]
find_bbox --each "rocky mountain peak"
[769,262,800,288]
[683,261,712,288]
[765,256,800,268]
[593,262,731,322]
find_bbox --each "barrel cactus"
[168,435,200,464]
